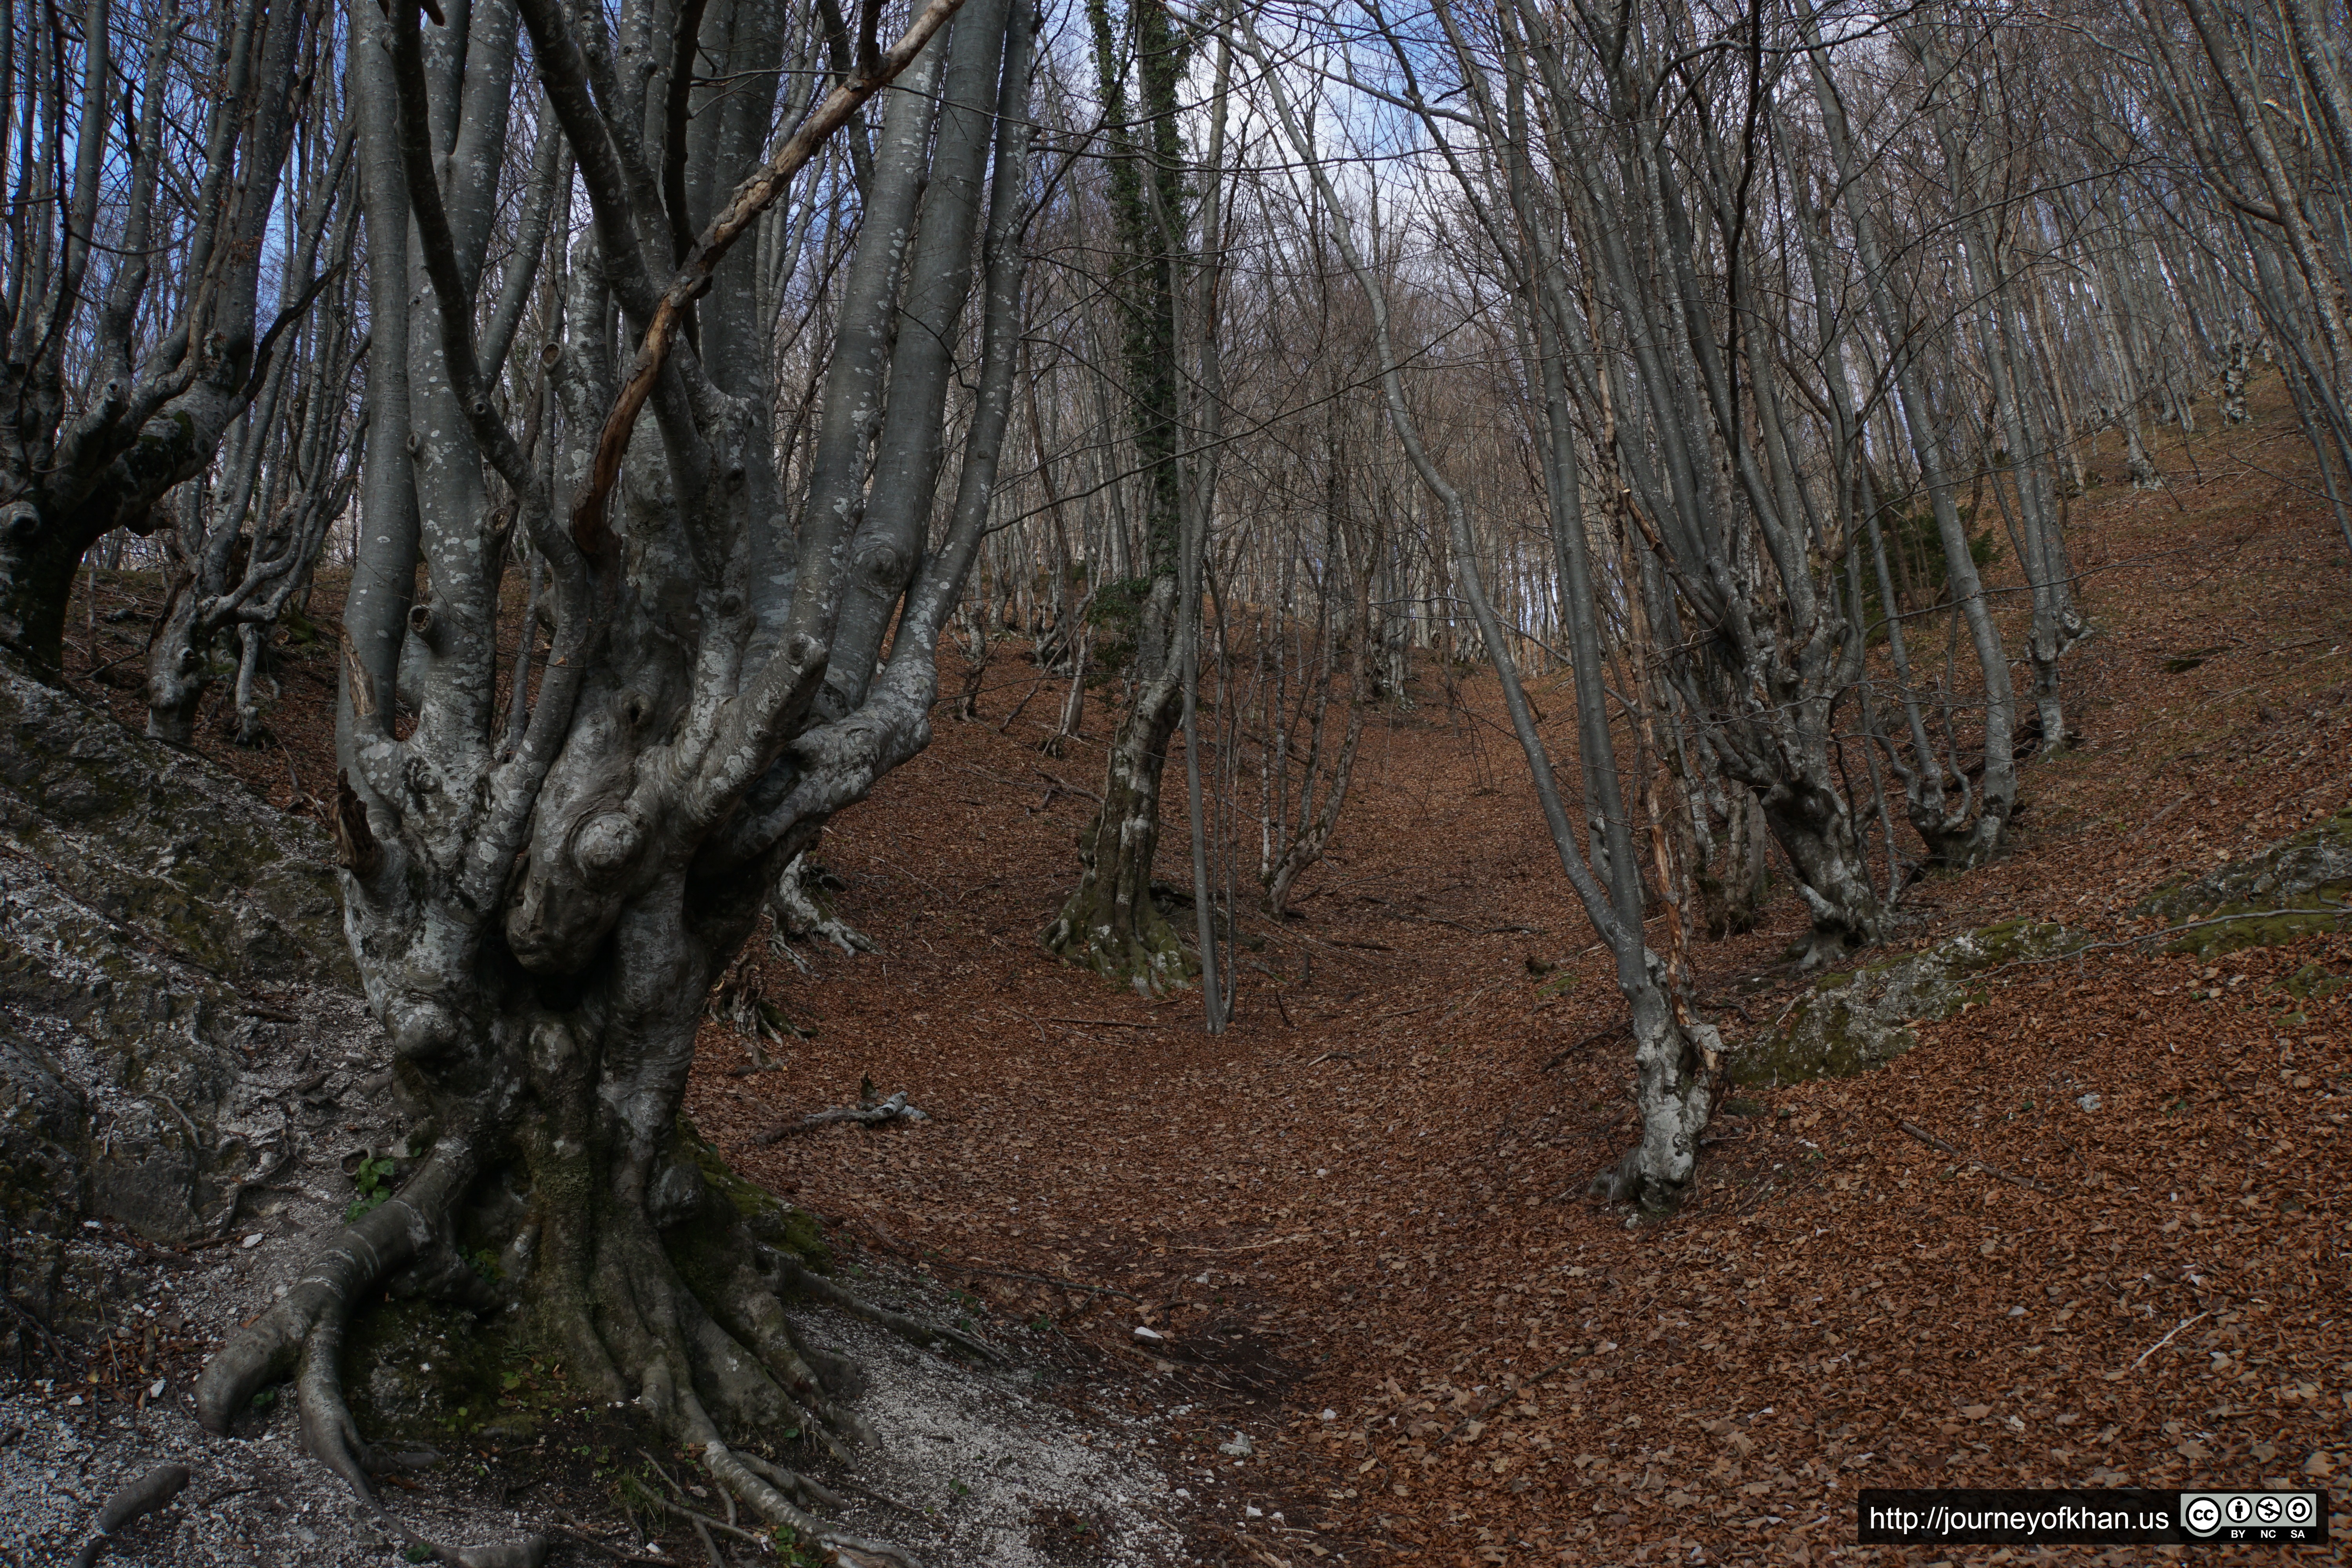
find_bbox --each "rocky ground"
[11,376,2350,1567]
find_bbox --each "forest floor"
[50,378,2352,1567]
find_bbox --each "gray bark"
[1243,11,1719,1211]
[0,0,314,673]
[198,0,1034,1558]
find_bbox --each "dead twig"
[2129,1310,2212,1373]
[1897,1120,2054,1194]
[1969,904,2352,982]
[551,1517,670,1565]
[1033,765,1101,801]
[751,1090,928,1145]
[1177,1232,1312,1254]
[931,1259,1142,1301]
[1541,1022,1626,1072]
[640,1452,770,1551]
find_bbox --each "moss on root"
[336,1125,838,1450]
[343,1292,536,1443]
[681,1115,834,1274]
[1040,894,1198,996]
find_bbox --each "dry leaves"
[64,381,2352,1565]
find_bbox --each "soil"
[31,374,2352,1566]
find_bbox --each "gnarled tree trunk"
[195,0,1035,1559]
[0,0,311,676]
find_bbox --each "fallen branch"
[1897,1120,2054,1194]
[751,1090,928,1145]
[551,1517,670,1565]
[1177,1232,1312,1254]
[1033,765,1101,801]
[932,1259,1142,1301]
[1969,903,2352,982]
[652,1491,771,1548]
[2129,1310,2212,1373]
[1542,1022,1626,1073]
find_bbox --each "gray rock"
[2139,804,2352,953]
[0,651,383,1354]
[1725,918,2073,1086]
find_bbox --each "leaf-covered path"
[51,385,2352,1566]
[680,394,2352,1566]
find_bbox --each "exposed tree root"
[71,1463,190,1568]
[769,851,876,971]
[196,1126,991,1568]
[771,1253,1002,1365]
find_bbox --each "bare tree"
[1239,10,1722,1209]
[145,100,369,744]
[0,0,315,674]
[1043,0,1200,990]
[192,0,1036,1556]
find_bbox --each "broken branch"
[751,1090,929,1145]
[1897,1120,2054,1194]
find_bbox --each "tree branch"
[570,0,969,562]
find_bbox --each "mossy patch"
[2141,806,2352,924]
[681,1116,833,1274]
[0,649,354,989]
[2161,902,2351,956]
[2276,960,2352,1002]
[2138,806,2352,954]
[1733,809,2352,1087]
[343,1294,548,1443]
[1726,920,2072,1087]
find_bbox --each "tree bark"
[197,0,1033,1557]
[1045,0,1196,990]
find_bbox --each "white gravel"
[1,1227,1188,1567]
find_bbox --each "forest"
[0,0,2347,1562]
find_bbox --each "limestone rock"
[0,652,380,1359]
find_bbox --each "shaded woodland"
[2,0,2350,1561]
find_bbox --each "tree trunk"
[1759,773,1882,965]
[1045,0,1196,989]
[195,0,1033,1555]
[1045,575,1192,991]
[1250,5,1719,1212]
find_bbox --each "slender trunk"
[1247,10,1719,1210]
[1047,0,1196,988]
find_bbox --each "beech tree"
[190,0,1035,1556]
[1042,0,1199,990]
[143,93,369,746]
[0,0,316,675]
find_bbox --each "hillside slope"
[34,382,2352,1566]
